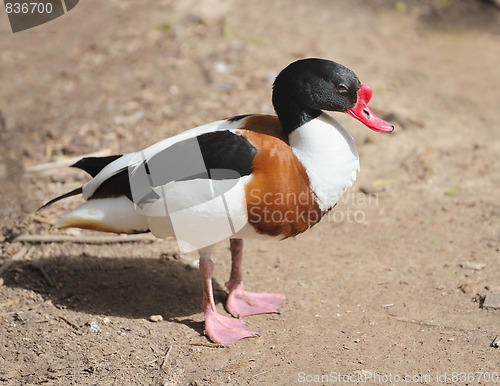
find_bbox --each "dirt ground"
[1,0,500,384]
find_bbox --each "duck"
[39,58,394,345]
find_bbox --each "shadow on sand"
[1,253,228,334]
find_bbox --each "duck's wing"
[81,117,259,202]
[39,115,289,249]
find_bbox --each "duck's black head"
[272,58,394,134]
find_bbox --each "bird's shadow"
[1,253,227,334]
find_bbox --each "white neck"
[289,112,360,211]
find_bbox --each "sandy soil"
[1,0,500,384]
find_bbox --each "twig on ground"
[31,263,59,289]
[29,214,56,226]
[14,233,157,244]
[189,341,226,348]
[25,149,112,174]
[58,316,81,331]
[0,246,34,275]
[160,344,173,370]
[389,315,484,334]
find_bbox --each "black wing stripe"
[37,186,83,212]
[72,155,123,177]
[196,131,257,178]
[89,130,258,200]
[226,114,253,122]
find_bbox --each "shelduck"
[39,58,393,344]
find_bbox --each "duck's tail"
[36,154,149,234]
[52,196,149,234]
[36,154,123,212]
[36,186,83,212]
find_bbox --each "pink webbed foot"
[204,308,259,344]
[225,282,286,318]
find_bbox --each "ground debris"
[89,320,101,333]
[24,149,111,174]
[58,316,80,331]
[0,246,33,275]
[219,359,256,372]
[14,233,157,244]
[14,311,35,323]
[189,341,226,348]
[459,261,486,271]
[149,314,164,322]
[483,293,500,309]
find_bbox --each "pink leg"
[199,247,258,344]
[225,239,286,318]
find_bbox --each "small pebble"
[483,293,500,309]
[214,61,229,74]
[169,85,179,95]
[149,314,163,322]
[15,312,31,322]
[460,262,486,271]
[89,321,101,333]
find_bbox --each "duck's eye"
[336,84,348,93]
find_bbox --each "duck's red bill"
[346,84,394,132]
